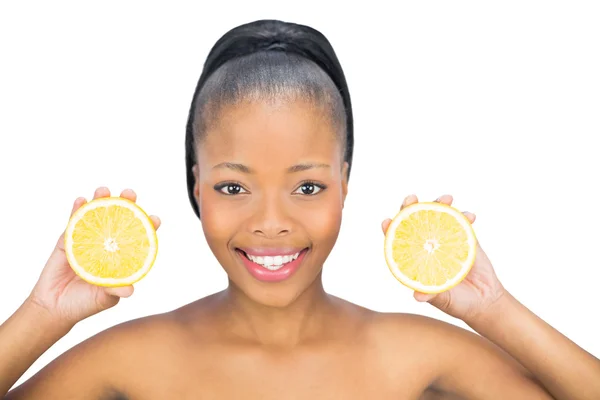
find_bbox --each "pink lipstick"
[236,248,309,283]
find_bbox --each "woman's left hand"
[381,194,507,323]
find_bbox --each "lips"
[236,247,309,283]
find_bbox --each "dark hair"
[185,19,354,218]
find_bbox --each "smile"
[244,251,300,270]
[235,248,309,282]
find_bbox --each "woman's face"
[194,99,348,307]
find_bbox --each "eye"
[215,183,248,195]
[294,181,326,196]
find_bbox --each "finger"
[381,218,392,234]
[414,291,437,303]
[400,194,418,211]
[434,194,453,206]
[93,186,111,200]
[462,211,476,224]
[149,215,161,230]
[59,197,88,252]
[70,197,87,217]
[104,285,134,298]
[120,188,137,203]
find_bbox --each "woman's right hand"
[26,187,161,327]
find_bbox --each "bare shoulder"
[367,311,492,357]
[365,311,551,399]
[359,312,453,386]
[7,295,219,400]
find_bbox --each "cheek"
[304,194,343,246]
[198,187,240,247]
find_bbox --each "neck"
[219,272,334,348]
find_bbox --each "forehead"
[197,100,341,168]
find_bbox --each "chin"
[226,253,324,309]
[244,284,307,308]
[226,268,319,308]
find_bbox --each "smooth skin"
[1,100,599,400]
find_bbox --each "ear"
[192,164,200,201]
[341,161,349,208]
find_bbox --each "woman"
[1,19,599,399]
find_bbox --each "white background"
[1,0,599,387]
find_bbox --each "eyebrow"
[212,162,253,173]
[212,162,330,173]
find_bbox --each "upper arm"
[5,324,134,400]
[430,320,553,399]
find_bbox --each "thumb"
[414,291,452,312]
[414,291,437,303]
[104,286,135,298]
[95,286,134,311]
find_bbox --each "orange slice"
[64,197,158,287]
[384,202,477,294]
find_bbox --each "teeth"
[246,251,301,270]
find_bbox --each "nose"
[249,192,292,238]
